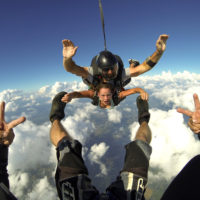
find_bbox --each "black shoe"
[49,91,67,123]
[136,96,150,125]
[128,59,140,67]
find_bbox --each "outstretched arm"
[0,101,26,189]
[61,90,94,103]
[129,34,169,77]
[62,39,89,79]
[119,88,148,100]
[177,93,200,134]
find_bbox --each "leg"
[135,121,152,144]
[49,91,73,146]
[106,96,152,200]
[135,95,152,143]
[50,120,73,147]
[49,92,99,200]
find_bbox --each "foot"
[136,96,150,125]
[129,59,140,67]
[49,91,67,123]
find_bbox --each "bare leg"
[50,119,73,147]
[49,91,72,147]
[135,121,152,144]
[135,96,151,144]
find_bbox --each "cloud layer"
[1,71,200,199]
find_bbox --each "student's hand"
[62,39,78,59]
[0,102,26,146]
[156,34,169,53]
[61,93,73,104]
[177,93,200,134]
[140,91,149,101]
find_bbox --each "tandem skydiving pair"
[62,34,168,109]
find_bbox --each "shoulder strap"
[91,91,99,106]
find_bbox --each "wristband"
[146,57,156,68]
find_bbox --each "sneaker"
[136,96,150,124]
[49,91,67,123]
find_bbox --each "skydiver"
[61,82,148,109]
[62,34,168,92]
[49,91,152,200]
[0,101,25,199]
[160,93,200,200]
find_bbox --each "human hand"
[62,39,78,59]
[156,34,169,53]
[61,93,73,103]
[177,93,200,134]
[140,91,149,101]
[0,102,26,145]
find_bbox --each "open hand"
[62,39,78,59]
[61,93,73,104]
[140,91,149,101]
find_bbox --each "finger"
[2,129,15,145]
[193,93,200,110]
[177,108,193,117]
[194,130,200,134]
[160,34,169,42]
[188,118,200,133]
[74,46,78,52]
[0,101,5,122]
[62,39,69,46]
[68,40,75,47]
[8,116,26,129]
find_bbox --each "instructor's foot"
[136,96,150,125]
[49,91,67,123]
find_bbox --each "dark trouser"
[55,138,152,200]
[0,145,9,189]
[161,155,200,200]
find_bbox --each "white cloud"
[27,177,58,200]
[88,142,109,176]
[107,109,122,123]
[1,71,200,199]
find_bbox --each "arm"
[129,34,169,77]
[61,90,94,103]
[177,93,200,134]
[0,101,26,188]
[62,39,89,79]
[119,88,148,100]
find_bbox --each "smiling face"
[101,64,119,81]
[98,88,112,106]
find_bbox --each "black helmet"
[96,51,119,80]
[96,50,117,70]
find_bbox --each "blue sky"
[1,0,200,91]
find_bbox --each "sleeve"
[0,145,9,188]
[87,67,94,75]
[84,66,94,84]
[121,68,131,82]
